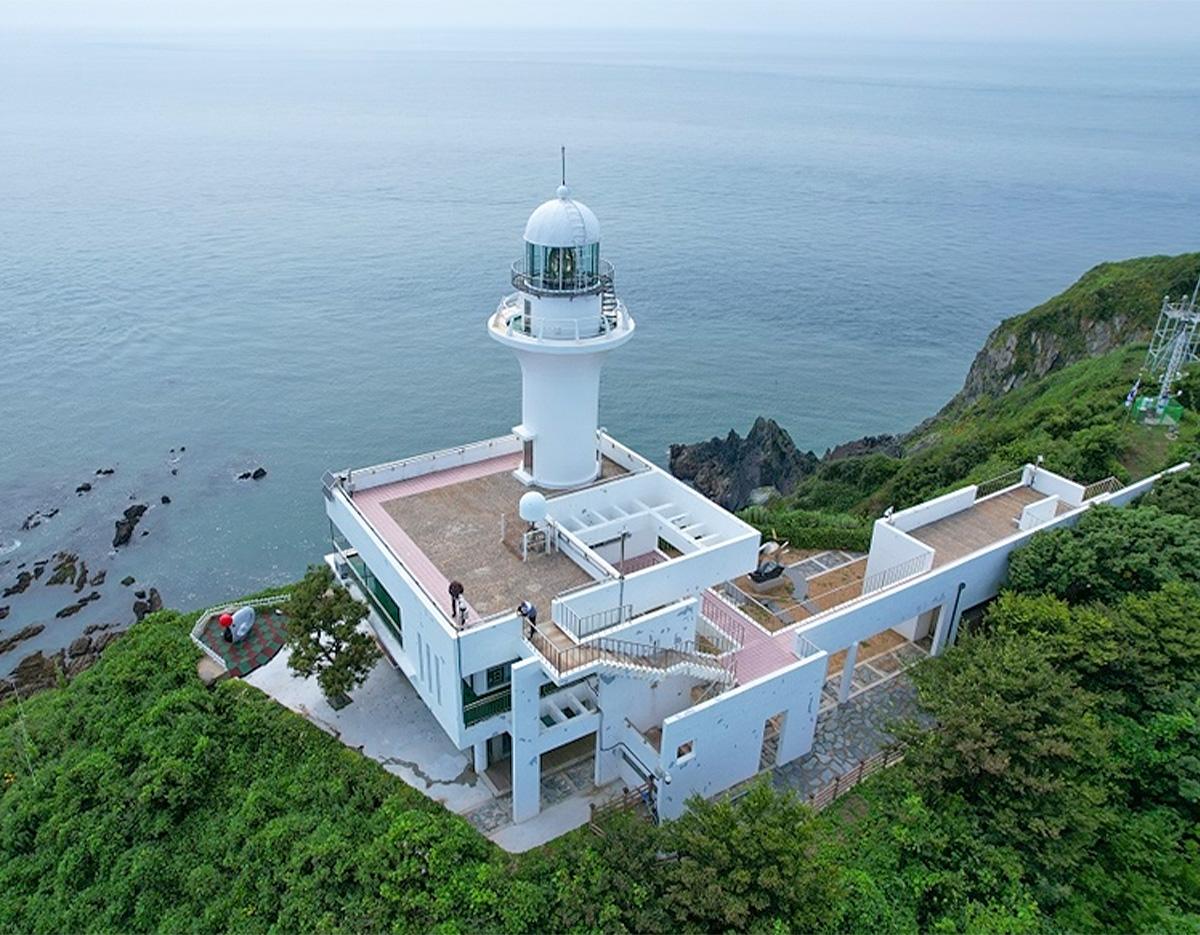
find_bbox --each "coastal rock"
[120,576,135,587]
[20,508,56,530]
[251,466,267,480]
[89,569,106,587]
[96,467,115,476]
[823,434,903,462]
[0,623,44,655]
[74,561,89,592]
[0,651,61,702]
[3,572,34,598]
[0,632,127,704]
[46,552,79,586]
[0,605,7,620]
[55,601,86,619]
[160,495,171,505]
[133,587,163,622]
[76,482,92,494]
[68,635,92,657]
[112,504,148,548]
[669,417,818,511]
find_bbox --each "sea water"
[2,29,1197,664]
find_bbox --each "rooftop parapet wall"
[888,485,978,532]
[345,435,522,493]
[1028,465,1086,506]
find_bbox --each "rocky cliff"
[944,252,1199,412]
[668,417,818,510]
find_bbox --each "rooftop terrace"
[907,484,1072,567]
[351,453,628,624]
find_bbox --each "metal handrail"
[526,626,733,683]
[558,603,634,640]
[511,258,614,297]
[189,593,291,670]
[493,292,628,342]
[975,467,1026,499]
[1083,476,1123,499]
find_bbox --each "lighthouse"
[489,181,635,488]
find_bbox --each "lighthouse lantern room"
[489,180,634,489]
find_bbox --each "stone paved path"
[772,674,931,798]
[465,757,597,833]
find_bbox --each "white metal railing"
[796,634,823,659]
[861,552,932,596]
[492,293,629,342]
[559,603,633,640]
[189,593,291,671]
[511,257,614,296]
[974,467,1026,499]
[1082,476,1123,499]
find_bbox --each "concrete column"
[472,739,488,774]
[510,658,543,823]
[838,642,859,704]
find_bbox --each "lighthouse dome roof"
[523,185,600,247]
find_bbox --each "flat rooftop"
[908,485,1070,567]
[352,454,628,623]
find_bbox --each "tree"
[1141,464,1200,521]
[903,630,1112,899]
[282,565,379,701]
[1007,504,1200,604]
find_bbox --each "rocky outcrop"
[0,630,126,704]
[823,434,902,462]
[0,623,44,655]
[237,466,268,481]
[669,417,818,511]
[133,587,162,621]
[112,504,147,548]
[946,252,1199,411]
[3,572,34,598]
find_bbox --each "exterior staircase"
[525,617,736,686]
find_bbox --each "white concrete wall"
[889,485,977,532]
[517,349,606,489]
[1030,467,1086,507]
[327,490,465,744]
[603,597,697,648]
[553,534,758,624]
[656,654,827,821]
[346,435,521,492]
[1018,494,1059,531]
[864,522,935,589]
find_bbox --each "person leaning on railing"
[517,600,538,640]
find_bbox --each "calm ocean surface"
[2,30,1198,665]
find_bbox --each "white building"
[322,183,1186,828]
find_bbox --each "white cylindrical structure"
[488,183,634,489]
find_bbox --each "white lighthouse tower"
[489,180,635,488]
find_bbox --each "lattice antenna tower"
[1143,274,1200,406]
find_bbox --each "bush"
[1007,504,1200,604]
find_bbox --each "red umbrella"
[218,612,234,629]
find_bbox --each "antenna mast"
[1131,273,1200,426]
[561,146,566,187]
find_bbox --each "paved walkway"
[772,674,932,797]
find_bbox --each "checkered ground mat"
[198,606,290,677]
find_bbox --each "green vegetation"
[4,478,1199,931]
[282,565,379,701]
[741,253,1198,544]
[4,254,1199,931]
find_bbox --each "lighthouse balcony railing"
[493,293,628,342]
[511,258,614,297]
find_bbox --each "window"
[676,741,694,762]
[486,662,512,690]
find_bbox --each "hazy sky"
[5,0,1200,43]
